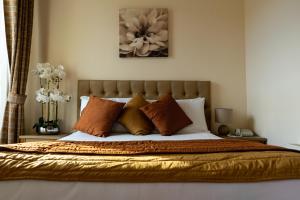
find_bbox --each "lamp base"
[218,124,230,136]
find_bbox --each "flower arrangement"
[32,63,71,134]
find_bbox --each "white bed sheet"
[60,131,221,142]
[1,180,300,200]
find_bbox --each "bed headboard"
[78,80,211,130]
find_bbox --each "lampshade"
[215,108,233,124]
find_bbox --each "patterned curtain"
[0,0,34,144]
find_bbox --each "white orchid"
[33,63,66,80]
[64,95,71,102]
[35,88,50,103]
[33,63,71,103]
[49,89,71,103]
[52,65,65,80]
[33,63,70,102]
[49,89,64,102]
[33,63,71,126]
[119,8,168,57]
[32,63,53,79]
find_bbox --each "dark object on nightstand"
[223,135,268,144]
[218,125,231,136]
[33,117,60,135]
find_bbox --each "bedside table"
[223,136,268,144]
[19,133,69,143]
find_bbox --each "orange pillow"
[74,96,124,137]
[140,94,193,136]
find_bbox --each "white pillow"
[80,96,130,133]
[176,97,208,133]
[80,96,90,113]
[148,97,208,133]
[80,96,130,113]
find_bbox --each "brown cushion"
[118,94,154,135]
[74,96,124,137]
[140,94,193,136]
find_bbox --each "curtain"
[0,0,10,134]
[0,0,34,144]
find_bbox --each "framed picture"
[119,8,168,58]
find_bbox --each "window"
[0,0,10,130]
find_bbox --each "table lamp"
[215,108,233,136]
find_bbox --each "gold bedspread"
[0,140,300,182]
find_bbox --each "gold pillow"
[118,94,154,135]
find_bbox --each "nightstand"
[223,136,268,144]
[19,133,69,143]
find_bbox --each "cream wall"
[26,0,247,133]
[245,0,300,144]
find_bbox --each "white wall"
[26,0,248,133]
[245,0,300,144]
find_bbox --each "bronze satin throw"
[0,139,292,155]
[0,139,300,182]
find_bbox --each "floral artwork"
[119,8,168,57]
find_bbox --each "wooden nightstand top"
[223,136,268,144]
[19,133,69,142]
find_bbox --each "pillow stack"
[74,94,208,137]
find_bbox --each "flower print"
[119,8,168,57]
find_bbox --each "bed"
[1,80,300,200]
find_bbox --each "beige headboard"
[78,80,211,130]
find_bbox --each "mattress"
[1,180,300,200]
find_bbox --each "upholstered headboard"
[78,80,211,130]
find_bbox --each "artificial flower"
[32,63,53,79]
[35,88,50,103]
[52,65,66,80]
[49,89,71,102]
[50,89,65,102]
[33,63,71,127]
